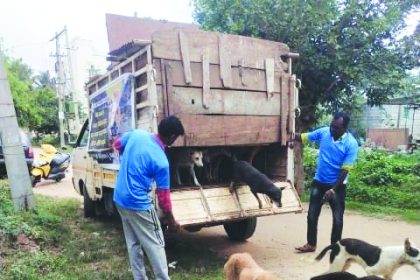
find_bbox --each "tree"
[4,55,59,136]
[193,0,420,128]
[5,56,37,129]
[34,70,54,88]
[193,0,419,194]
[32,87,59,136]
[32,71,59,136]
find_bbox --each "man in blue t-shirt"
[295,112,359,253]
[113,115,185,280]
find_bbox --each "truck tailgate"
[168,182,302,226]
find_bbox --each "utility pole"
[88,65,99,80]
[64,26,81,133]
[50,28,66,147]
[0,48,35,211]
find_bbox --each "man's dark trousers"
[307,180,346,247]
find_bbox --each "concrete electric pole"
[51,28,66,147]
[0,48,36,211]
[51,26,81,144]
[64,26,81,133]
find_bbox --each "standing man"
[295,112,359,253]
[113,115,185,279]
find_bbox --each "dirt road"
[169,208,420,280]
[33,169,420,280]
[32,167,81,200]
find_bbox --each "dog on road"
[230,160,284,209]
[224,252,280,280]
[315,238,420,280]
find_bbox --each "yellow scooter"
[31,144,71,187]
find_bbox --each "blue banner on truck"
[87,74,135,164]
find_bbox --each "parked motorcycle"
[31,144,71,187]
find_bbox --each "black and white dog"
[230,160,284,208]
[315,238,420,280]
[310,272,383,280]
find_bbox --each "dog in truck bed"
[230,160,284,208]
[169,149,204,187]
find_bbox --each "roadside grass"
[0,180,224,280]
[3,148,418,279]
[300,191,420,224]
[302,149,420,224]
[345,201,420,224]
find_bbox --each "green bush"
[32,134,60,147]
[303,148,420,210]
[303,146,317,189]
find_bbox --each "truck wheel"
[103,190,116,217]
[184,225,202,233]
[83,185,96,218]
[223,217,257,241]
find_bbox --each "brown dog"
[224,252,280,280]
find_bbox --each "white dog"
[170,149,204,186]
[315,238,420,280]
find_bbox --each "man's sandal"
[295,244,316,253]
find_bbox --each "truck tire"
[83,185,96,218]
[184,225,202,233]
[103,190,116,217]
[223,217,257,241]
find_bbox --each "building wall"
[367,128,409,150]
[106,13,198,52]
[364,105,420,140]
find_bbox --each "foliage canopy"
[3,54,59,135]
[194,0,420,127]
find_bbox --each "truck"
[72,28,302,241]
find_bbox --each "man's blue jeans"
[307,180,346,247]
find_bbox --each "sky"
[0,1,418,75]
[0,0,195,74]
